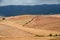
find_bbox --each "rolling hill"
[24,15,60,31]
[0,15,60,40]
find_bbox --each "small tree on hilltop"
[2,18,5,20]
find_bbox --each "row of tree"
[49,34,60,37]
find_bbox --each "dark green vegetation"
[0,4,60,16]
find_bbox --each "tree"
[2,18,5,20]
[54,34,58,37]
[59,34,60,36]
[49,34,53,37]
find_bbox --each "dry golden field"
[0,15,60,40]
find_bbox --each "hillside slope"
[6,15,60,31]
[24,15,60,31]
[0,24,34,37]
[0,15,60,40]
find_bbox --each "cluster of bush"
[35,34,60,37]
[48,34,60,37]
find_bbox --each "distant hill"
[0,4,60,16]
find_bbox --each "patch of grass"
[49,37,60,40]
[49,38,56,40]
